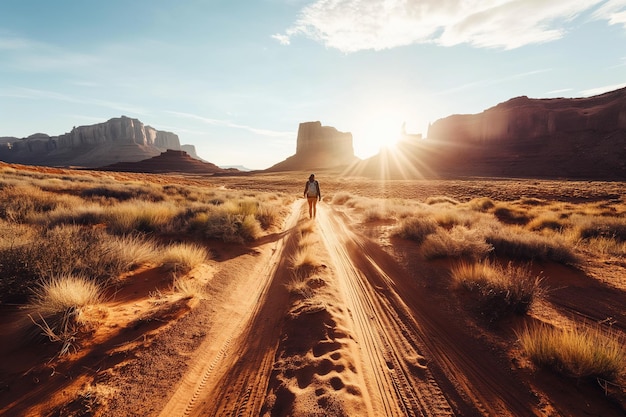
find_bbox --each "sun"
[351,110,408,159]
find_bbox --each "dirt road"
[154,199,550,416]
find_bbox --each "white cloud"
[275,0,624,52]
[1,87,148,115]
[592,0,626,28]
[579,81,626,96]
[164,110,295,138]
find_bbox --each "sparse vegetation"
[518,324,626,381]
[0,168,290,355]
[452,261,542,320]
[28,274,104,355]
[394,216,438,243]
[160,242,210,274]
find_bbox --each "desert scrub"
[160,242,210,274]
[421,226,493,260]
[425,196,460,205]
[105,200,182,234]
[452,261,542,320]
[493,204,533,225]
[331,191,353,205]
[467,197,496,212]
[486,226,579,264]
[573,216,626,242]
[394,216,438,243]
[0,184,59,222]
[518,324,626,381]
[28,274,103,355]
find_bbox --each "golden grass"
[452,261,542,320]
[30,274,103,316]
[518,324,626,381]
[28,274,104,355]
[486,226,579,264]
[394,216,438,243]
[172,275,204,299]
[291,246,320,271]
[160,243,210,274]
[421,226,493,260]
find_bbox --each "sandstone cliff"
[267,121,358,171]
[0,116,193,168]
[347,87,626,180]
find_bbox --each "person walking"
[304,173,321,219]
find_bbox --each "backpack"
[307,181,318,197]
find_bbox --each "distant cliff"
[0,116,197,168]
[349,87,626,180]
[267,121,358,171]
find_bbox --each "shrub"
[421,226,493,260]
[28,274,103,355]
[105,200,181,234]
[452,261,542,320]
[575,217,626,242]
[160,243,210,274]
[425,196,460,205]
[291,246,320,274]
[394,216,438,243]
[486,226,579,264]
[493,205,532,225]
[331,192,353,205]
[467,197,496,212]
[518,324,626,381]
[526,214,566,232]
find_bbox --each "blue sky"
[1,0,625,169]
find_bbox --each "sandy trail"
[315,203,541,416]
[158,201,301,417]
[157,198,611,416]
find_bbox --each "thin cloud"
[2,87,148,115]
[165,111,295,138]
[276,0,623,52]
[579,82,626,96]
[592,0,626,28]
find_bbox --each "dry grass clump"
[105,200,182,234]
[526,213,566,232]
[486,226,579,264]
[331,191,354,205]
[190,195,285,242]
[421,226,494,260]
[425,196,460,205]
[452,261,542,320]
[467,197,496,212]
[28,274,104,355]
[0,184,59,222]
[573,216,626,243]
[159,242,210,274]
[172,275,204,299]
[285,271,315,299]
[291,246,320,272]
[493,204,533,225]
[394,216,438,243]
[518,324,626,381]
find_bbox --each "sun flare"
[350,100,422,160]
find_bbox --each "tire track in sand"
[158,200,301,417]
[318,204,542,416]
[317,204,454,417]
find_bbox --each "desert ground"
[1,163,625,416]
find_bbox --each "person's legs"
[312,199,317,218]
[307,197,314,218]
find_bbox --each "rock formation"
[98,149,234,174]
[351,87,626,180]
[0,116,200,168]
[267,121,358,171]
